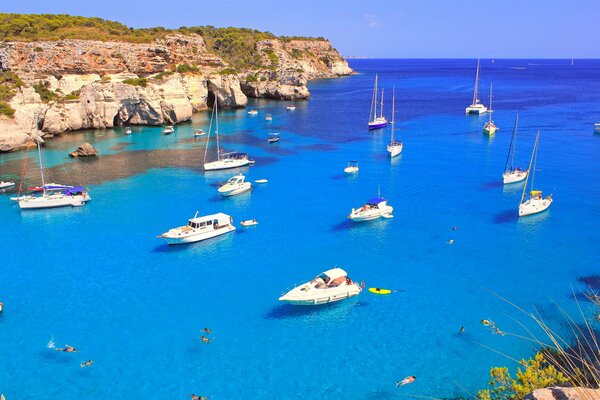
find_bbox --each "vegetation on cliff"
[0,71,23,117]
[0,14,329,70]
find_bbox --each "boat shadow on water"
[493,209,519,224]
[263,298,364,320]
[152,232,234,254]
[481,180,504,190]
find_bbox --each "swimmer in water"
[493,327,506,336]
[449,239,454,244]
[80,360,93,368]
[199,336,211,344]
[56,344,78,352]
[189,394,209,400]
[452,226,458,231]
[396,376,416,387]
[201,328,212,334]
[459,326,465,334]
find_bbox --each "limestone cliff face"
[0,33,351,152]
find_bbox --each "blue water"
[1,59,599,399]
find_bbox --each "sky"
[2,0,599,58]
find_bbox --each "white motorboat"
[279,268,363,305]
[368,74,388,130]
[387,87,403,157]
[348,195,393,222]
[194,129,205,137]
[254,179,268,184]
[240,219,258,227]
[268,133,280,143]
[466,59,488,114]
[265,114,272,121]
[203,101,254,171]
[0,181,15,189]
[157,212,236,245]
[163,125,174,134]
[594,123,600,133]
[502,114,528,184]
[218,174,252,196]
[124,126,132,135]
[248,109,258,115]
[286,105,296,111]
[483,82,497,135]
[344,161,359,174]
[519,131,553,217]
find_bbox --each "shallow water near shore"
[1,59,600,399]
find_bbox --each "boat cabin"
[226,175,246,185]
[220,151,248,160]
[187,213,233,230]
[312,268,349,289]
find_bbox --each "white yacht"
[163,125,174,134]
[0,181,15,189]
[248,109,258,115]
[218,174,252,196]
[465,59,488,114]
[348,195,393,222]
[503,114,528,184]
[344,161,359,174]
[286,105,296,111]
[265,114,272,121]
[387,87,402,157]
[203,101,254,171]
[482,82,497,135]
[124,126,132,135]
[157,212,236,245]
[268,133,280,143]
[368,74,388,130]
[279,268,363,305]
[519,131,553,217]
[594,123,600,133]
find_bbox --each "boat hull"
[163,225,236,245]
[387,144,402,157]
[204,159,253,171]
[594,123,600,133]
[465,105,488,114]
[503,169,528,184]
[218,183,252,196]
[368,121,387,130]
[344,167,359,174]
[348,205,394,222]
[19,193,91,209]
[519,197,553,217]
[279,284,362,306]
[0,182,15,189]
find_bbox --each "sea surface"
[1,59,599,400]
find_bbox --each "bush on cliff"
[477,352,568,400]
[0,71,24,88]
[218,68,237,75]
[0,102,16,118]
[175,63,199,74]
[33,82,59,103]
[122,77,148,87]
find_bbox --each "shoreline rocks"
[69,143,98,158]
[525,387,600,400]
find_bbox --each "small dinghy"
[268,133,280,143]
[0,181,15,189]
[241,219,258,227]
[286,105,296,111]
[124,126,132,135]
[194,129,205,137]
[368,287,392,295]
[248,109,258,115]
[344,161,359,174]
[163,125,174,135]
[265,114,272,121]
[254,179,268,184]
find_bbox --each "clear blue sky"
[2,0,599,58]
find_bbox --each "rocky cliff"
[0,32,352,152]
[525,387,600,400]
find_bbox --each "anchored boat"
[465,59,488,115]
[344,161,359,174]
[348,194,393,222]
[518,131,553,217]
[483,82,497,135]
[163,125,174,135]
[368,74,388,130]
[218,174,252,196]
[158,212,236,245]
[502,114,528,184]
[387,87,402,157]
[279,268,363,305]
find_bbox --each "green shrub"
[218,68,237,75]
[100,75,111,83]
[122,77,148,87]
[245,73,259,82]
[0,101,15,117]
[153,71,174,80]
[291,48,303,59]
[0,85,15,101]
[319,56,331,66]
[175,63,199,73]
[62,89,80,101]
[33,81,59,102]
[0,71,24,87]
[34,46,43,52]
[263,49,279,66]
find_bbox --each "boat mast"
[33,114,46,195]
[473,58,480,105]
[520,130,539,204]
[504,114,518,173]
[380,88,384,119]
[203,102,216,163]
[369,74,378,123]
[530,130,539,192]
[488,82,493,121]
[215,99,220,160]
[390,87,395,144]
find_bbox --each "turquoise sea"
[1,59,599,399]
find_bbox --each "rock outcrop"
[0,33,352,152]
[525,387,600,400]
[69,143,98,157]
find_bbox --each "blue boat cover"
[367,197,385,204]
[63,186,83,195]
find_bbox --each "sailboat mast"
[215,99,220,159]
[390,87,395,143]
[504,114,518,172]
[369,74,378,122]
[530,131,539,192]
[203,102,216,163]
[380,88,384,118]
[488,82,493,121]
[32,114,46,194]
[473,58,480,105]
[520,131,539,204]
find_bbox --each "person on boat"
[200,336,211,344]
[396,376,416,387]
[56,344,78,352]
[80,360,93,368]
[202,327,212,334]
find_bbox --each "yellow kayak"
[368,287,392,295]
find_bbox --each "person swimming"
[56,344,78,352]
[80,360,93,368]
[201,328,212,334]
[459,326,465,334]
[189,394,209,400]
[199,336,211,344]
[396,376,416,387]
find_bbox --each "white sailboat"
[518,130,552,217]
[387,87,402,157]
[465,59,488,114]
[18,128,91,209]
[502,114,528,184]
[203,101,254,171]
[483,82,497,135]
[368,74,388,130]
